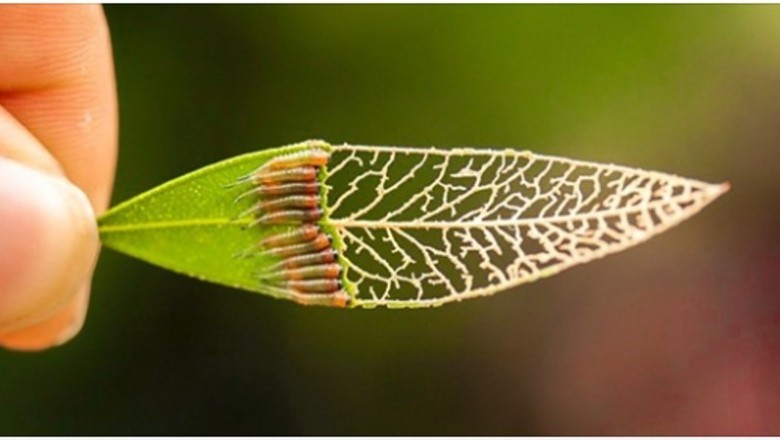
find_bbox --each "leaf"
[99,140,729,308]
[98,140,347,306]
[325,144,729,308]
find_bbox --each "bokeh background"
[2,5,779,434]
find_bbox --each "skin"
[0,5,117,351]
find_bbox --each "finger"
[0,5,115,349]
[0,157,98,351]
[0,4,118,212]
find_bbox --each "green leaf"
[98,140,348,306]
[99,140,729,308]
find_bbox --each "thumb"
[0,157,99,351]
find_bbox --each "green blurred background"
[2,5,779,434]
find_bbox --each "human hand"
[0,5,117,350]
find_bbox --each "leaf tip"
[705,181,731,200]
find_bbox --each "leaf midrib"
[98,217,251,234]
[98,186,720,234]
[329,189,721,229]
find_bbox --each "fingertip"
[0,158,99,351]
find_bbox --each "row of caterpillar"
[235,144,349,307]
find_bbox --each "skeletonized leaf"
[99,140,729,308]
[325,144,728,307]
